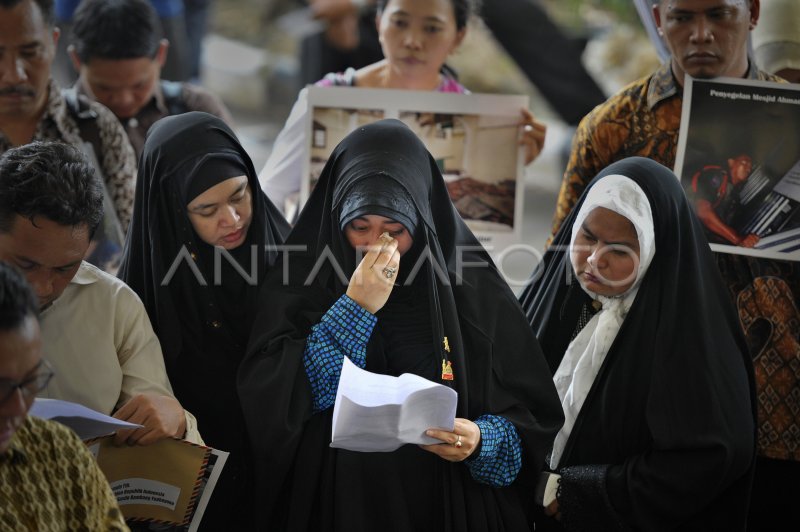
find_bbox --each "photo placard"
[303,86,529,254]
[675,77,800,261]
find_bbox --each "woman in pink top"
[259,0,546,218]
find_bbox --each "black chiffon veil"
[238,119,563,530]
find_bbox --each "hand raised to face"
[345,232,400,314]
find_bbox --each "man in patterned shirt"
[68,0,234,159]
[0,0,136,235]
[548,1,799,528]
[0,261,129,531]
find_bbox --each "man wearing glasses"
[0,140,200,445]
[0,261,128,529]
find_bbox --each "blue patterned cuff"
[464,415,522,488]
[303,295,376,412]
[317,295,376,354]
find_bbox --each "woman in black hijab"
[519,157,756,531]
[239,119,563,531]
[118,112,289,529]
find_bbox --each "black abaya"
[519,157,756,531]
[238,119,563,531]
[118,112,290,530]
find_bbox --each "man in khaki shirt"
[0,261,129,531]
[0,141,201,445]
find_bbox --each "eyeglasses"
[0,359,55,405]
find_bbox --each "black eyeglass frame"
[0,359,55,405]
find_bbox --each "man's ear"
[67,44,82,73]
[652,3,663,36]
[155,39,169,68]
[749,0,760,30]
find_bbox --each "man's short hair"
[0,0,54,26]
[0,141,104,234]
[71,0,162,63]
[0,262,38,331]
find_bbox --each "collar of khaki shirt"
[40,262,99,318]
[71,261,102,286]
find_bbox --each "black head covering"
[238,119,563,530]
[119,111,289,363]
[336,173,432,378]
[337,174,419,234]
[519,157,755,530]
[117,111,289,529]
[185,156,248,203]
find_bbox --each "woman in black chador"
[118,112,289,529]
[520,157,756,531]
[239,119,563,531]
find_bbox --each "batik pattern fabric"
[551,62,776,241]
[0,80,136,230]
[0,417,129,531]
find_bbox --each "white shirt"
[258,88,309,218]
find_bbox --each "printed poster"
[675,77,800,261]
[303,86,529,254]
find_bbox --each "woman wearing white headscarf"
[520,157,756,531]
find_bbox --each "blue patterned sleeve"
[464,415,523,487]
[303,294,377,413]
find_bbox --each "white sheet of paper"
[331,357,457,452]
[30,397,143,440]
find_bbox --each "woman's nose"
[220,205,241,226]
[358,232,384,250]
[587,246,605,268]
[404,29,423,50]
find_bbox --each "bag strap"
[160,80,188,116]
[61,87,103,162]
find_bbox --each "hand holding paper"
[112,393,187,446]
[331,357,458,452]
[32,398,226,530]
[420,418,481,462]
[30,397,143,440]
